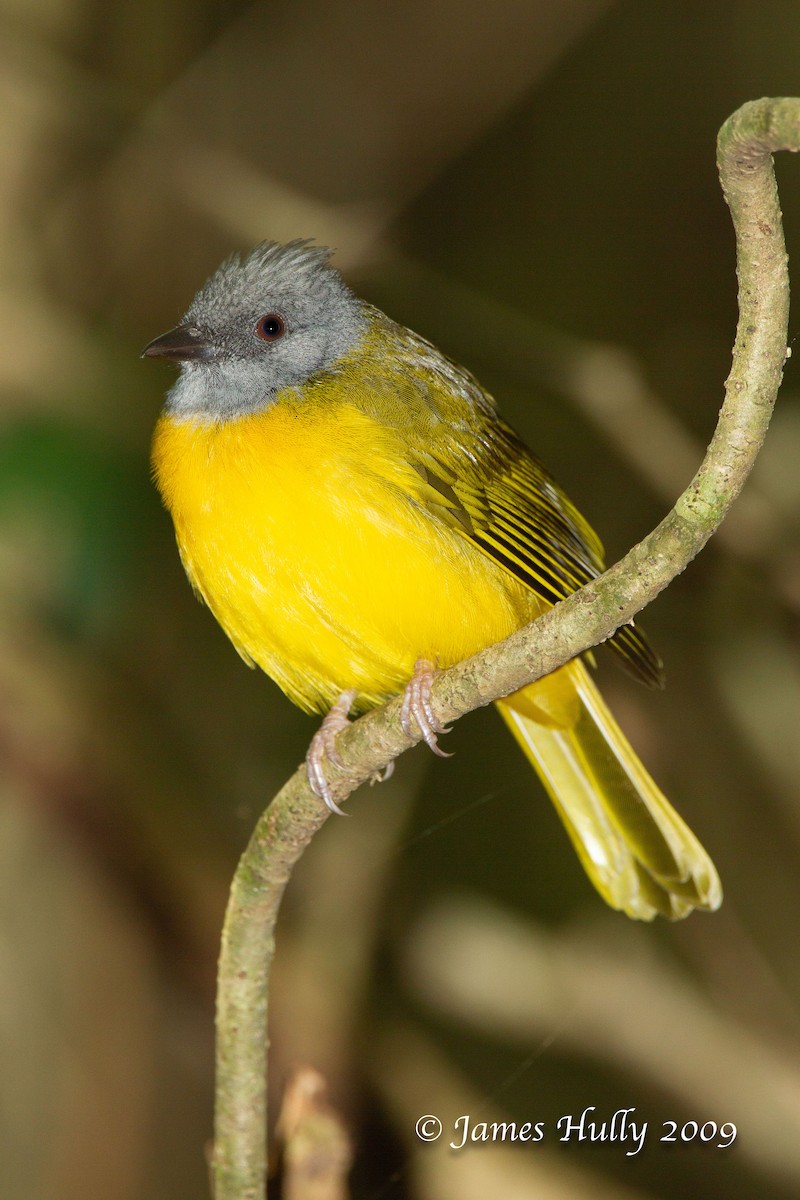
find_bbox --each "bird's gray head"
[142,240,367,420]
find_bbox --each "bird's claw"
[370,760,395,786]
[400,658,452,757]
[306,690,357,815]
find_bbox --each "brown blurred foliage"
[2,2,800,1198]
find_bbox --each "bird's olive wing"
[411,421,664,689]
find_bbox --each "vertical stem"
[213,778,329,1199]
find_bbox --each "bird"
[144,239,722,921]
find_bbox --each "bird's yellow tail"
[495,662,722,920]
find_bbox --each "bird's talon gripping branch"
[369,760,395,786]
[306,689,358,814]
[400,658,453,757]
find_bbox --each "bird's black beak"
[141,324,215,362]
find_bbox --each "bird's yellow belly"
[152,401,540,712]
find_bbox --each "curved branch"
[211,97,798,1200]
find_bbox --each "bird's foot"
[306,690,357,815]
[400,658,452,757]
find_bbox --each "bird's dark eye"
[255,313,286,341]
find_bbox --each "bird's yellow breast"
[152,388,540,712]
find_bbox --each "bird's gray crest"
[186,239,340,324]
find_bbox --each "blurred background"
[3,1,800,1197]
